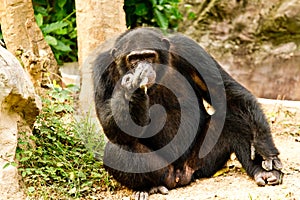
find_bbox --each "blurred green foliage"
[124,0,183,30]
[32,0,77,65]
[1,0,183,64]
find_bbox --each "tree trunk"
[0,0,60,95]
[75,0,126,115]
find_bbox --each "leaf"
[55,9,67,21]
[35,13,43,27]
[29,135,37,141]
[20,157,31,162]
[34,6,48,16]
[213,167,229,177]
[188,12,196,20]
[53,40,72,52]
[164,4,172,10]
[56,162,64,167]
[28,186,35,193]
[44,35,58,46]
[54,28,68,35]
[158,0,165,4]
[135,3,149,16]
[10,162,18,167]
[156,5,164,11]
[21,171,27,177]
[3,163,10,169]
[58,0,67,8]
[124,0,137,6]
[149,0,157,6]
[42,21,69,34]
[154,9,168,29]
[2,161,17,168]
[69,171,75,180]
[69,29,77,39]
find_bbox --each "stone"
[258,0,300,35]
[0,46,41,200]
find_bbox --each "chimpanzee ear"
[111,48,117,58]
[162,38,170,50]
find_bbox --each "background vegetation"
[17,83,117,198]
[32,0,77,65]
[1,0,182,64]
[124,0,182,30]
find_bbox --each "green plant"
[17,83,116,198]
[74,114,107,161]
[124,0,183,30]
[32,0,77,65]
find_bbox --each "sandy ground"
[100,99,300,200]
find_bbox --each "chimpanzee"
[93,27,283,200]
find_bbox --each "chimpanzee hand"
[121,62,156,100]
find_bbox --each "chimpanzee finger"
[121,73,134,89]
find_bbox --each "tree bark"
[0,0,60,95]
[75,0,126,115]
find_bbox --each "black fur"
[93,28,283,192]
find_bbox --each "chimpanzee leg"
[227,125,283,186]
[192,134,232,178]
[103,141,177,190]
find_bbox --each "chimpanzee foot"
[250,144,283,172]
[149,185,169,195]
[131,191,149,200]
[131,186,168,200]
[254,169,283,186]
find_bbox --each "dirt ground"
[99,99,300,200]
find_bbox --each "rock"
[0,46,41,200]
[271,42,297,55]
[258,0,300,36]
[59,62,80,87]
[180,0,300,100]
[275,0,300,34]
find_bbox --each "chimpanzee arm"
[93,50,131,144]
[168,34,225,106]
[93,50,151,144]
